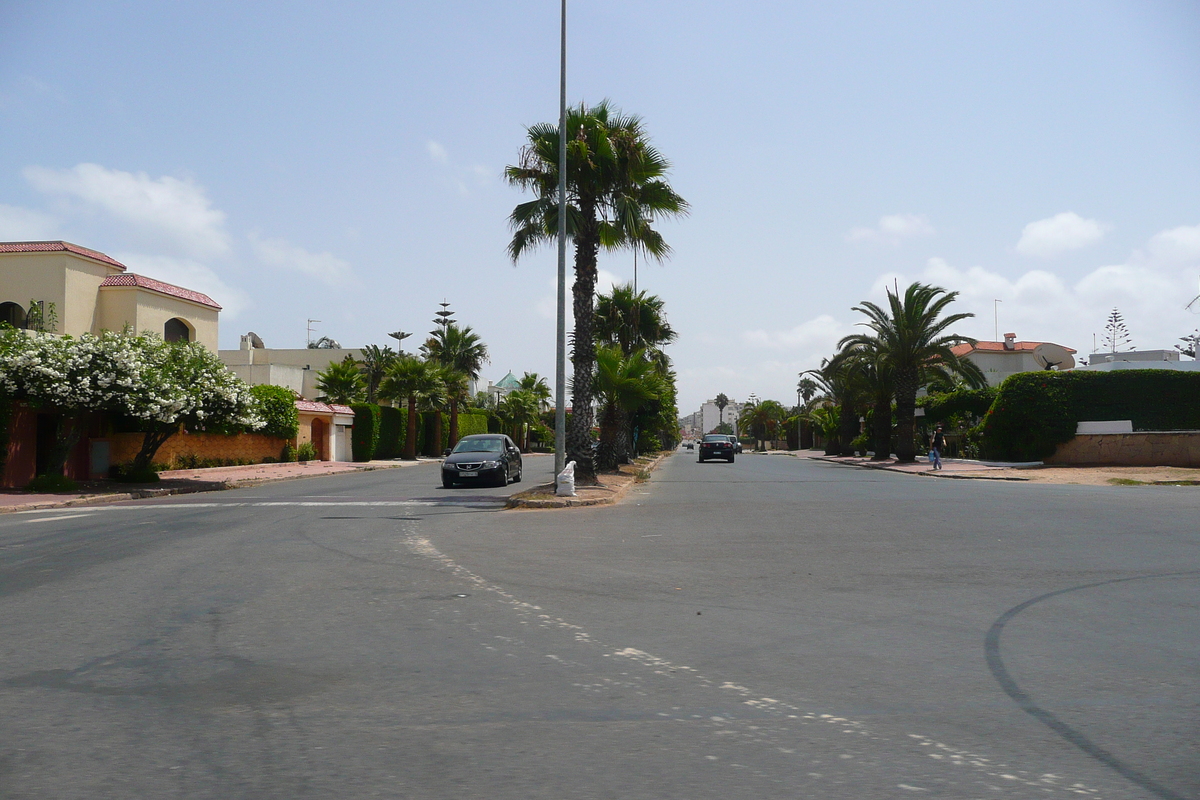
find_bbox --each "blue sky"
[2,1,1198,413]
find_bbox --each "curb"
[810,455,1031,481]
[0,461,409,514]
[505,452,670,510]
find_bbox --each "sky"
[2,1,1198,415]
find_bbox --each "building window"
[0,302,27,329]
[164,318,191,343]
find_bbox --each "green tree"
[840,282,982,463]
[594,345,662,469]
[713,393,729,433]
[358,344,397,403]
[316,356,365,404]
[497,389,540,451]
[595,283,676,364]
[421,323,489,446]
[829,340,894,460]
[506,100,688,483]
[380,357,445,460]
[517,372,551,410]
[739,399,786,451]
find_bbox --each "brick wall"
[107,431,288,467]
[1046,432,1200,467]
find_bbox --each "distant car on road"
[725,435,743,454]
[698,434,735,463]
[442,434,523,488]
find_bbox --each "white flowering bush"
[0,327,263,476]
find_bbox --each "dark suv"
[698,434,735,463]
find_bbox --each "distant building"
[0,240,220,349]
[681,398,745,437]
[219,339,364,401]
[950,332,1077,387]
[1077,349,1200,372]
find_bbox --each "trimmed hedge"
[250,384,300,440]
[376,406,404,459]
[980,370,1200,461]
[919,388,997,425]
[458,412,489,439]
[351,403,380,461]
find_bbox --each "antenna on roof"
[1186,275,1200,313]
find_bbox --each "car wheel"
[698,457,704,463]
[728,455,735,463]
[495,469,509,488]
[442,477,454,488]
[512,465,522,483]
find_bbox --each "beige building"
[0,241,220,349]
[219,342,364,401]
[951,332,1077,387]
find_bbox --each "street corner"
[505,451,670,510]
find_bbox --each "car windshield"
[451,437,504,454]
[702,435,727,443]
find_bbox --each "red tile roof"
[100,273,221,310]
[294,400,355,415]
[952,340,1077,356]
[0,240,127,270]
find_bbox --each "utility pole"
[554,0,568,477]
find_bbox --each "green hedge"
[350,403,380,461]
[458,412,489,439]
[980,370,1200,461]
[919,388,997,425]
[376,406,404,459]
[250,384,299,440]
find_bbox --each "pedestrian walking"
[929,424,945,470]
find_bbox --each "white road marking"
[403,529,1106,798]
[23,513,94,523]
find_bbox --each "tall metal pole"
[554,0,568,476]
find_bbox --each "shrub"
[350,403,380,461]
[297,441,317,462]
[109,463,160,483]
[376,406,404,459]
[27,474,78,492]
[250,384,299,439]
[457,412,489,439]
[281,443,298,462]
[919,388,997,425]
[980,370,1200,461]
[638,433,662,454]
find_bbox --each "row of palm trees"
[800,282,984,463]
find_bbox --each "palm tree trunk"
[838,404,860,457]
[894,369,918,462]
[568,211,600,483]
[403,396,418,460]
[871,396,892,460]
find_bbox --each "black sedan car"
[698,433,735,463]
[442,434,523,488]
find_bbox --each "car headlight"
[480,460,500,469]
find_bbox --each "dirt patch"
[981,464,1200,486]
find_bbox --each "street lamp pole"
[553,0,568,477]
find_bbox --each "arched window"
[0,302,27,329]
[164,318,192,343]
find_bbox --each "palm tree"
[738,399,786,451]
[315,356,365,404]
[506,100,688,483]
[714,392,729,433]
[379,357,445,460]
[797,377,819,406]
[421,323,489,446]
[497,389,540,451]
[801,357,868,456]
[517,372,552,411]
[593,345,662,469]
[829,341,894,460]
[840,282,981,462]
[359,344,397,403]
[595,283,677,361]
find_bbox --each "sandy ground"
[978,464,1200,485]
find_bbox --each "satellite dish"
[247,331,265,349]
[1033,343,1075,370]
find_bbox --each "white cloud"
[847,213,934,246]
[742,314,847,351]
[425,140,492,196]
[426,140,449,163]
[23,163,230,258]
[0,203,59,240]
[249,234,354,286]
[1143,223,1200,266]
[115,253,251,320]
[1015,211,1105,258]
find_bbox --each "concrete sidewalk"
[0,459,424,514]
[745,448,1036,480]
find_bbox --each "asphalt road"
[0,451,1196,799]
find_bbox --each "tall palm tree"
[359,344,397,403]
[497,389,540,451]
[713,393,729,433]
[506,100,688,483]
[379,357,445,460]
[315,356,365,405]
[593,345,661,469]
[801,357,868,456]
[829,341,894,460]
[517,372,552,411]
[840,282,981,463]
[739,399,787,451]
[421,323,489,446]
[595,283,677,360]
